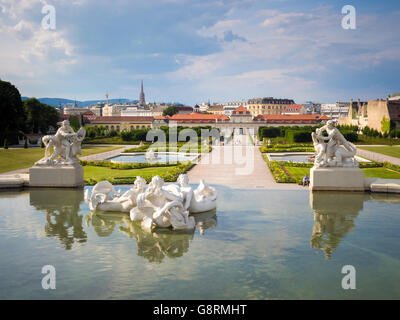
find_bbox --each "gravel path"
[188,136,303,190]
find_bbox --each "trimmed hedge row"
[80,159,186,170]
[84,162,195,185]
[260,145,314,153]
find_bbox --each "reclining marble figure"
[311,120,358,168]
[84,174,217,231]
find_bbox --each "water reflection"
[309,192,400,259]
[30,188,87,250]
[85,210,218,263]
[309,192,364,259]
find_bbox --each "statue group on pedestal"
[84,174,217,231]
[311,120,357,168]
[36,120,86,166]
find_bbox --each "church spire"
[139,80,145,106]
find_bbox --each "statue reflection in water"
[29,188,87,250]
[85,210,217,263]
[309,191,364,260]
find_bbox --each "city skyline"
[1,0,399,105]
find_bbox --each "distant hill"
[21,97,138,107]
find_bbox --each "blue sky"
[0,0,399,105]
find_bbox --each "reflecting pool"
[0,186,400,299]
[109,153,199,164]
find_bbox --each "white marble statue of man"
[317,120,351,162]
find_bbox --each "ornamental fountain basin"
[108,152,200,164]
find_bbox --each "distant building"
[102,103,124,117]
[150,105,168,117]
[321,103,349,121]
[302,101,321,114]
[90,103,104,117]
[139,80,146,106]
[282,104,305,115]
[339,98,400,132]
[247,97,295,116]
[229,106,252,123]
[253,114,330,125]
[121,106,152,117]
[86,116,153,132]
[177,106,194,114]
[63,102,89,116]
[153,106,329,138]
[207,104,224,115]
[153,113,229,127]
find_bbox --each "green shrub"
[3,138,8,149]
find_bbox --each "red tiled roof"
[154,113,229,123]
[232,105,250,114]
[283,104,303,112]
[253,114,330,123]
[92,116,154,123]
[154,115,170,120]
[169,113,229,121]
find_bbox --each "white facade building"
[320,103,349,121]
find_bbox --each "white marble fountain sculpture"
[145,149,159,161]
[310,120,364,191]
[311,120,358,168]
[35,120,86,166]
[84,174,217,231]
[29,120,86,187]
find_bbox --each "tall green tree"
[0,79,25,144]
[23,98,59,134]
[162,105,179,116]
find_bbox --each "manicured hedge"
[84,162,195,185]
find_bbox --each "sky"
[0,0,399,105]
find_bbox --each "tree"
[24,136,28,149]
[69,115,80,132]
[3,138,8,149]
[162,105,179,117]
[0,79,25,145]
[23,98,59,134]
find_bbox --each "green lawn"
[83,164,194,184]
[0,145,121,174]
[362,167,400,179]
[284,167,310,181]
[284,166,400,182]
[84,166,174,181]
[358,146,400,159]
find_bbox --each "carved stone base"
[29,165,84,188]
[310,167,365,191]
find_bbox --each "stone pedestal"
[29,165,84,188]
[310,166,365,191]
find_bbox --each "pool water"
[0,186,400,299]
[109,153,198,163]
